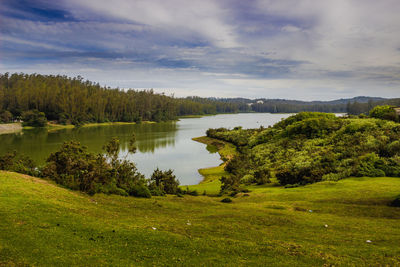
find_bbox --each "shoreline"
[0,123,23,135]
[0,121,158,135]
[185,136,237,195]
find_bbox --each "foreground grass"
[1,171,400,266]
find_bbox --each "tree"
[43,136,146,196]
[21,110,47,127]
[42,141,109,193]
[148,168,180,195]
[0,110,12,123]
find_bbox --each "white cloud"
[68,0,239,48]
[1,0,400,100]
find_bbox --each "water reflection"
[0,122,178,165]
[0,113,292,184]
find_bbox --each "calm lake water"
[0,113,291,185]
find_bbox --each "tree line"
[1,73,397,125]
[347,99,400,115]
[0,73,244,125]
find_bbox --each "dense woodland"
[207,106,400,192]
[213,96,394,114]
[0,73,244,124]
[1,73,398,125]
[347,98,400,115]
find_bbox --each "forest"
[1,73,397,125]
[0,73,245,125]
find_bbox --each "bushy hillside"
[207,112,400,188]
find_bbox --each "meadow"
[1,170,400,266]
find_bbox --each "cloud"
[0,0,400,100]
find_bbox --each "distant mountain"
[321,96,387,105]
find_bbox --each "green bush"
[129,184,151,198]
[0,110,13,123]
[240,174,255,185]
[284,117,341,138]
[148,168,180,195]
[221,198,232,203]
[354,153,386,177]
[369,105,398,122]
[220,174,241,193]
[254,168,271,185]
[390,195,400,207]
[21,110,47,127]
[0,151,37,176]
[42,141,110,193]
[387,141,400,156]
[274,112,336,129]
[187,189,199,196]
[284,183,300,188]
[322,171,350,181]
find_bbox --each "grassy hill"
[1,171,400,266]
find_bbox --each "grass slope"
[1,171,400,266]
[187,137,238,195]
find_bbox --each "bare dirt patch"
[0,123,22,135]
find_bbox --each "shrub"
[240,174,255,185]
[390,195,400,207]
[0,151,37,176]
[229,191,238,197]
[387,141,400,156]
[129,184,151,198]
[42,141,110,193]
[21,110,47,127]
[274,112,337,129]
[254,168,271,185]
[0,110,13,123]
[148,168,180,195]
[221,198,232,203]
[187,189,199,196]
[284,183,300,188]
[58,113,68,125]
[369,105,398,122]
[224,154,250,176]
[353,153,386,177]
[275,158,329,185]
[284,117,341,138]
[322,172,350,181]
[220,175,241,193]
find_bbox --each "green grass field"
[1,170,400,266]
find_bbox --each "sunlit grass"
[1,171,400,266]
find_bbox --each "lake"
[0,113,291,185]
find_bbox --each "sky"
[1,0,400,100]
